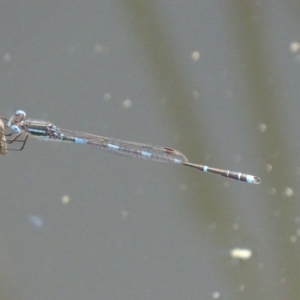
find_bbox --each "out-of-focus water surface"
[0,1,299,299]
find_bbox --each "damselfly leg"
[4,133,29,151]
[0,116,28,151]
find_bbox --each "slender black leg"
[6,133,23,144]
[4,133,29,151]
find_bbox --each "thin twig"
[0,118,7,155]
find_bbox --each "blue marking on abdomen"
[108,143,120,150]
[173,158,182,164]
[28,128,46,134]
[74,137,87,144]
[246,175,254,183]
[141,151,152,157]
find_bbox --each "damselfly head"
[15,110,26,119]
[7,110,26,127]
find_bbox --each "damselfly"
[3,110,261,184]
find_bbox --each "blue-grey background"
[0,1,299,299]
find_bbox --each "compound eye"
[10,125,21,134]
[49,125,57,131]
[15,110,26,118]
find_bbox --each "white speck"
[265,164,272,172]
[259,123,267,132]
[212,291,221,299]
[28,215,44,228]
[232,223,239,231]
[191,51,201,61]
[123,99,132,108]
[230,248,252,260]
[192,90,199,100]
[283,187,294,197]
[3,53,11,62]
[239,284,246,291]
[61,195,71,204]
[290,42,300,53]
[103,93,111,101]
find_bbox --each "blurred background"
[0,0,299,299]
